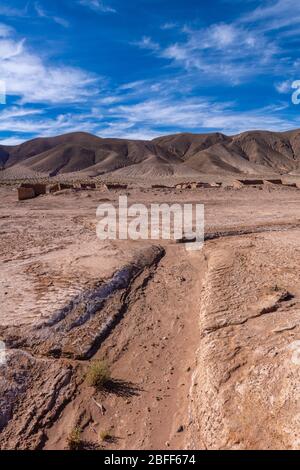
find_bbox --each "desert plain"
[2,130,300,450]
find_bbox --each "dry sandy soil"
[1,183,300,450]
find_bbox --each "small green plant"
[271,284,281,292]
[86,360,111,389]
[67,426,82,450]
[99,430,110,443]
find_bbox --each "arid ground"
[2,182,300,450]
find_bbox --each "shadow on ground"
[101,379,142,398]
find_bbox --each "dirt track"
[44,245,204,450]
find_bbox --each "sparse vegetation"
[86,360,111,389]
[67,426,82,451]
[99,430,111,443]
[271,284,281,292]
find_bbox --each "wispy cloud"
[133,36,160,52]
[241,0,300,31]
[34,2,70,28]
[0,3,29,18]
[132,3,300,85]
[0,106,100,136]
[105,95,297,136]
[158,22,278,83]
[0,2,69,27]
[0,106,43,119]
[161,22,177,30]
[78,0,116,14]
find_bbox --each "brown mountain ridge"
[2,129,300,178]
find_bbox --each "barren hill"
[2,129,300,179]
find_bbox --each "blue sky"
[1,0,300,144]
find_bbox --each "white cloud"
[111,99,215,128]
[134,36,160,51]
[0,23,14,38]
[161,22,177,31]
[201,23,238,48]
[0,24,100,105]
[0,4,29,18]
[0,106,43,119]
[0,136,26,145]
[78,0,116,13]
[118,80,148,91]
[275,80,292,94]
[96,120,160,140]
[0,38,26,60]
